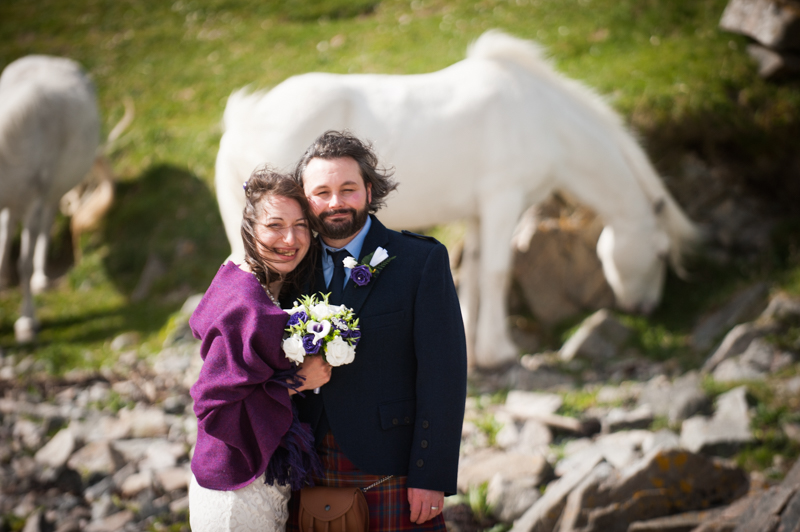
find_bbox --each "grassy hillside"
[1,0,799,368]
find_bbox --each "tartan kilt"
[288,433,447,532]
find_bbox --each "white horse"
[0,55,102,343]
[215,30,699,368]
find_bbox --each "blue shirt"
[320,216,372,290]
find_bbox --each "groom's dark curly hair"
[294,130,399,213]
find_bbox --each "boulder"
[487,473,543,523]
[702,322,773,373]
[559,310,633,362]
[720,0,800,50]
[680,386,754,454]
[457,449,552,493]
[638,371,709,424]
[512,202,614,326]
[504,391,563,420]
[746,44,800,80]
[565,449,748,532]
[67,441,125,479]
[691,283,770,351]
[34,428,76,469]
[511,452,603,532]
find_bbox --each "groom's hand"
[408,487,444,524]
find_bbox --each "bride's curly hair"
[241,165,319,296]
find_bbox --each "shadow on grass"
[102,163,229,298]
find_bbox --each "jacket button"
[421,440,428,448]
[404,416,411,424]
[392,418,399,425]
[416,459,424,467]
[422,420,429,429]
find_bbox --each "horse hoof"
[14,317,38,344]
[30,273,50,294]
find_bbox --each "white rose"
[309,302,335,320]
[285,304,307,315]
[343,256,358,269]
[325,336,356,367]
[369,247,389,267]
[282,335,305,364]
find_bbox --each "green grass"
[1,0,799,374]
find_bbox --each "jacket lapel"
[342,215,390,316]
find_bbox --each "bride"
[188,167,331,531]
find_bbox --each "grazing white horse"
[0,55,100,343]
[215,30,699,368]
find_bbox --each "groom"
[289,130,467,530]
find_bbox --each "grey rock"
[84,476,115,503]
[703,322,771,373]
[691,283,770,351]
[515,420,553,453]
[732,486,794,532]
[627,508,726,532]
[91,494,116,521]
[779,489,800,532]
[67,441,125,478]
[84,509,135,532]
[119,470,153,498]
[575,449,749,532]
[641,429,682,455]
[34,428,76,469]
[138,441,186,472]
[22,509,45,532]
[680,386,754,454]
[504,391,563,420]
[457,450,552,493]
[720,0,800,50]
[637,372,708,424]
[601,405,654,434]
[155,466,190,492]
[761,292,800,323]
[560,310,633,362]
[487,473,542,523]
[13,418,44,451]
[511,452,603,532]
[110,332,140,352]
[556,462,614,532]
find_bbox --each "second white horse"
[215,31,699,368]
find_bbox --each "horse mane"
[467,30,700,271]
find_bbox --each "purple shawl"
[189,262,318,491]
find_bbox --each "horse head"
[596,222,670,315]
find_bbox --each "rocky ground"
[1,287,799,531]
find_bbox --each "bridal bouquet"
[281,293,360,367]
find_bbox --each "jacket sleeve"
[191,306,291,458]
[406,243,468,495]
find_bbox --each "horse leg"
[30,203,56,294]
[15,201,44,343]
[474,190,525,368]
[0,207,16,289]
[459,217,480,369]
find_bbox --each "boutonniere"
[343,246,395,286]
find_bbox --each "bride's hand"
[290,356,332,394]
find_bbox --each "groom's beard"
[317,205,369,240]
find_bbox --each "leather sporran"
[298,486,369,532]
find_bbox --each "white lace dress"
[189,473,291,532]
